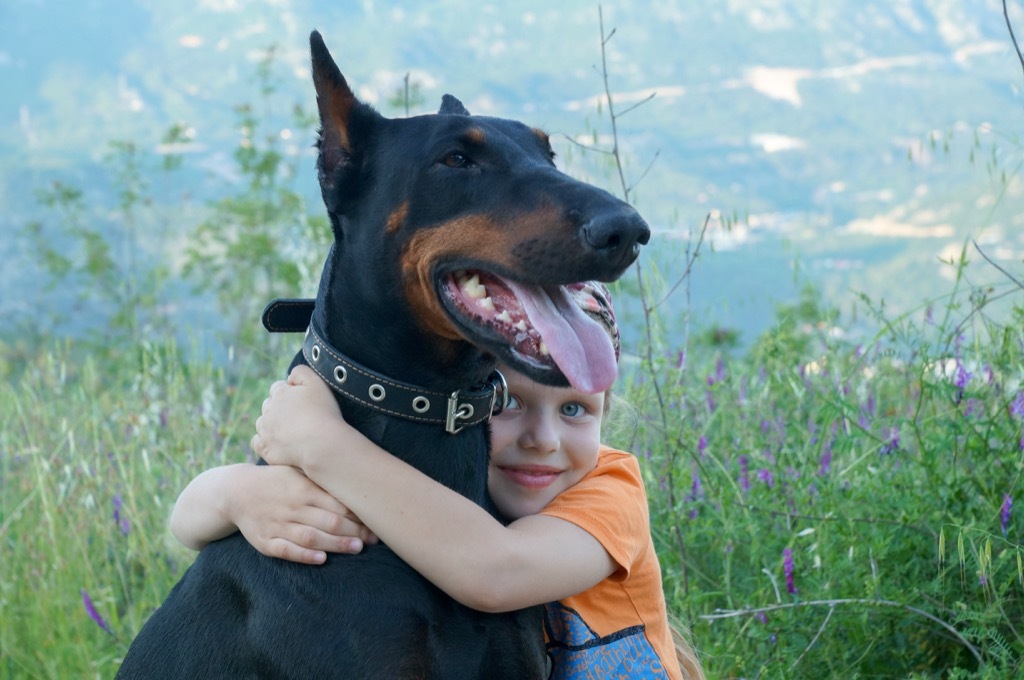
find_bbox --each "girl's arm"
[170,463,374,564]
[253,366,617,613]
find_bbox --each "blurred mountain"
[2,0,1022,346]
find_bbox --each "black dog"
[117,31,649,679]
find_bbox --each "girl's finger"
[290,523,364,554]
[264,537,328,565]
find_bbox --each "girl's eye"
[560,402,585,418]
[443,152,469,168]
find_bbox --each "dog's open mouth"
[440,269,618,394]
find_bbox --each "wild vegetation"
[2,8,1024,678]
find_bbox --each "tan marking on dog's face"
[531,128,550,147]
[464,127,486,145]
[399,206,564,341]
[386,201,409,234]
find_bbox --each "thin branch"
[626,149,661,198]
[598,6,630,202]
[1005,0,1024,81]
[699,599,983,666]
[973,239,1024,290]
[561,134,615,156]
[652,212,712,310]
[617,92,658,119]
[789,605,834,672]
[594,5,686,608]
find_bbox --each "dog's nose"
[582,209,651,264]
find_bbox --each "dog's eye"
[442,152,470,168]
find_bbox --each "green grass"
[2,271,1022,678]
[0,340,266,678]
[613,281,1024,677]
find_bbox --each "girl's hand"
[228,464,377,565]
[251,365,348,471]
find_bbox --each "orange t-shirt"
[539,446,682,680]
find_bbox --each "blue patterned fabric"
[544,602,670,679]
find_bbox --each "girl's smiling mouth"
[497,465,563,489]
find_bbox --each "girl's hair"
[670,617,707,680]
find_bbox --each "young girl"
[172,285,703,679]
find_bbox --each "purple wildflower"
[924,305,934,325]
[783,547,796,594]
[1002,495,1013,537]
[738,455,751,493]
[818,440,833,476]
[757,468,775,488]
[81,589,113,635]
[1010,392,1024,420]
[697,436,708,457]
[881,428,901,455]
[676,350,686,369]
[860,391,876,428]
[954,365,970,388]
[112,495,131,536]
[686,473,703,520]
[755,611,769,624]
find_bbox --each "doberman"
[117,31,649,679]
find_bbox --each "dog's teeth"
[539,341,550,356]
[495,310,512,324]
[515,320,527,332]
[477,296,495,312]
[461,274,487,300]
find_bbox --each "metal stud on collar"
[311,344,321,362]
[412,396,431,413]
[333,365,347,383]
[368,384,386,402]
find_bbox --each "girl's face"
[487,368,605,520]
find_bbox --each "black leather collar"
[296,315,507,435]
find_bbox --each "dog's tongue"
[506,280,617,394]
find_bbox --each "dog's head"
[309,31,648,394]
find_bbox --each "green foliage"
[609,253,1024,677]
[23,140,176,346]
[182,46,330,363]
[0,338,266,677]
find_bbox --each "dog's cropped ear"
[310,31,363,187]
[438,94,471,116]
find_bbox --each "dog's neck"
[312,247,494,394]
[304,248,494,505]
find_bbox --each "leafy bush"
[615,261,1024,677]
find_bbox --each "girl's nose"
[519,412,559,455]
